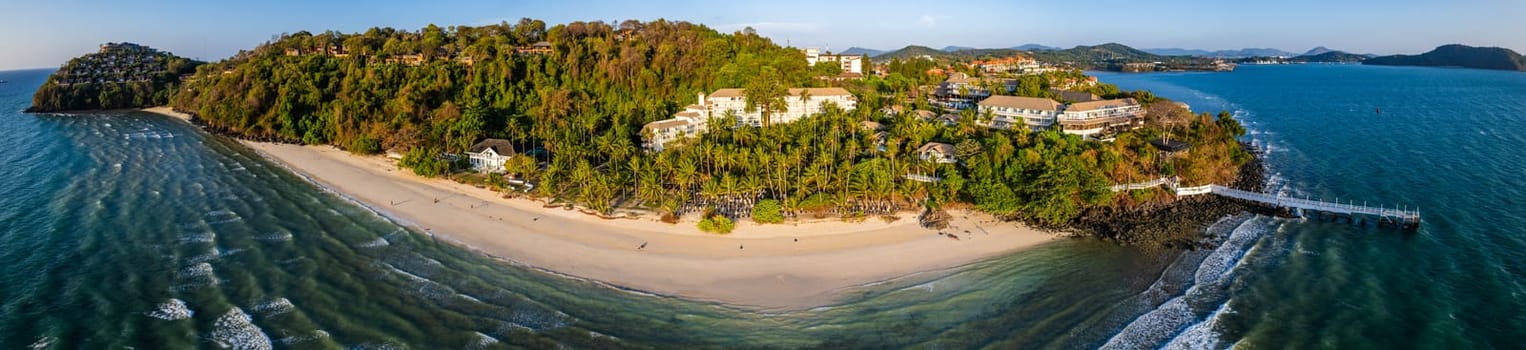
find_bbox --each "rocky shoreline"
[1067,144,1275,249]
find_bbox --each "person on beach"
[638,242,647,250]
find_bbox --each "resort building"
[514,41,553,55]
[976,95,1064,130]
[706,87,857,127]
[918,142,958,164]
[466,138,516,172]
[804,48,863,74]
[1057,98,1145,137]
[932,73,1018,110]
[641,100,711,152]
[641,88,858,151]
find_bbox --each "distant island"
[26,43,201,112]
[1364,44,1526,71]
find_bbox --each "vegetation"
[29,43,202,112]
[167,19,1250,232]
[697,213,735,234]
[752,199,784,224]
[1364,44,1526,71]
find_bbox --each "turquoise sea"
[1,64,1523,349]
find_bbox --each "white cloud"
[916,15,949,28]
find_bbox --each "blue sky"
[2,0,1522,70]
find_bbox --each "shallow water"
[2,64,1522,348]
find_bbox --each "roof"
[642,118,693,131]
[918,142,955,155]
[913,110,938,120]
[709,87,853,99]
[1050,88,1101,102]
[978,95,1063,111]
[860,120,884,130]
[468,138,516,155]
[1067,98,1139,112]
[1150,139,1191,152]
[530,41,552,48]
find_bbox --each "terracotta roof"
[978,96,1063,111]
[468,138,516,154]
[1067,98,1139,112]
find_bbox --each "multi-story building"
[976,95,1064,130]
[1057,98,1144,136]
[804,48,863,74]
[642,88,857,151]
[706,87,857,126]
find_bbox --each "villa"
[466,138,516,172]
[976,95,1064,130]
[1057,98,1145,137]
[918,142,958,164]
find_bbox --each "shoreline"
[200,132,1061,310]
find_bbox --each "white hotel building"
[642,88,858,151]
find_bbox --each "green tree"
[752,199,785,224]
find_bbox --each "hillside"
[1029,43,1178,64]
[27,43,201,112]
[1364,44,1526,71]
[872,45,950,60]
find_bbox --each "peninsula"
[56,19,1256,307]
[27,43,201,112]
[1364,44,1526,71]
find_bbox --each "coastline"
[212,136,1060,310]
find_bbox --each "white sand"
[237,140,1061,310]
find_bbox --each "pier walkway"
[1112,177,1421,229]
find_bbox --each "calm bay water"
[0,64,1522,349]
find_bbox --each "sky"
[2,0,1523,70]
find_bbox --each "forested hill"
[1363,44,1526,71]
[28,43,201,112]
[168,19,1252,240]
[170,19,818,150]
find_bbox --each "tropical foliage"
[168,19,1249,229]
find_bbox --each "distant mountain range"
[1364,44,1526,71]
[837,47,883,56]
[1011,44,1059,51]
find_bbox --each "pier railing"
[1112,177,1421,229]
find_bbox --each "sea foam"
[209,308,273,350]
[146,299,194,320]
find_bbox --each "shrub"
[399,147,450,177]
[697,214,735,234]
[752,199,784,224]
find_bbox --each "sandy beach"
[215,132,1060,309]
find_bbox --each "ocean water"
[0,64,1522,349]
